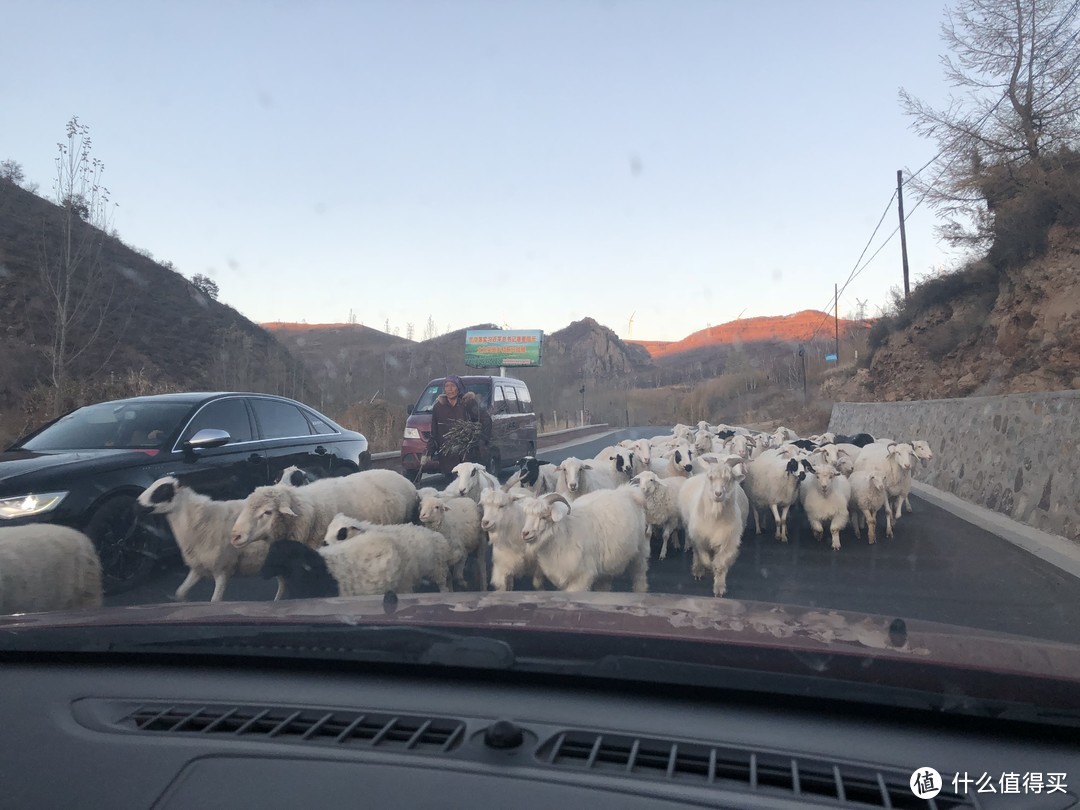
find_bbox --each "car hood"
[4,591,1080,682]
[0,448,162,486]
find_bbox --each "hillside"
[0,180,312,444]
[630,310,870,358]
[825,225,1080,403]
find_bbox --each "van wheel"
[485,447,502,476]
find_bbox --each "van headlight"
[403,428,421,439]
[0,492,69,519]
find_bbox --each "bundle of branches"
[438,419,487,459]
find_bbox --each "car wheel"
[84,495,161,595]
[485,446,503,476]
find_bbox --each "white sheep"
[521,489,649,593]
[631,470,686,560]
[847,470,892,544]
[852,442,917,521]
[648,443,695,479]
[901,439,934,514]
[555,456,622,501]
[317,514,463,592]
[678,456,749,597]
[419,495,486,590]
[447,462,500,502]
[230,468,420,549]
[743,452,804,542]
[0,524,102,614]
[137,476,290,602]
[799,462,852,551]
[478,488,543,591]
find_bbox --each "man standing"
[429,375,492,475]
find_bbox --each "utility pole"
[798,345,807,403]
[834,283,840,361]
[897,169,911,300]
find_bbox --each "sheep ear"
[550,501,571,522]
[581,462,593,470]
[279,504,299,517]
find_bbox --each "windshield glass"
[2,0,1080,735]
[413,383,491,413]
[18,402,193,451]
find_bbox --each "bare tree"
[423,315,436,341]
[405,322,415,341]
[347,308,358,325]
[37,116,122,416]
[900,0,1080,249]
[0,159,25,185]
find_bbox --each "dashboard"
[1,654,1077,809]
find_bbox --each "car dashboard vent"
[536,730,976,809]
[118,703,466,754]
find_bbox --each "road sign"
[464,329,543,368]
[825,353,838,362]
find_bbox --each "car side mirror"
[406,404,414,415]
[183,428,232,452]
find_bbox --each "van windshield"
[412,383,491,414]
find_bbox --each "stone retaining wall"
[828,391,1079,543]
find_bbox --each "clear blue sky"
[2,1,962,342]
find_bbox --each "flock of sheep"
[0,423,933,613]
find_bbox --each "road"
[107,427,1080,645]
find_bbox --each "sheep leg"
[863,509,877,544]
[885,508,894,539]
[850,510,862,540]
[629,551,649,593]
[831,527,842,551]
[710,544,740,598]
[273,576,286,601]
[893,496,904,521]
[433,566,451,593]
[691,545,711,580]
[770,504,783,541]
[562,575,593,592]
[904,493,913,513]
[752,508,763,535]
[658,524,670,560]
[779,506,791,542]
[531,568,545,590]
[173,569,202,601]
[809,519,824,542]
[453,558,468,589]
[209,573,229,602]
[593,577,613,592]
[475,543,488,592]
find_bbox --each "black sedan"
[0,392,370,593]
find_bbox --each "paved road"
[107,427,1080,645]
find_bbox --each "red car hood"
[3,590,1079,683]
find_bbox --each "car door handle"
[314,446,327,455]
[248,454,263,464]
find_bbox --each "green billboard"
[464,329,543,368]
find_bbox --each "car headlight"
[0,491,69,519]
[403,428,421,439]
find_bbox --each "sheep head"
[418,496,449,526]
[231,486,299,547]
[521,493,571,545]
[137,476,183,515]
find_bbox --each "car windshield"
[3,0,1080,740]
[412,383,491,413]
[17,402,194,451]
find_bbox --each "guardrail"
[368,424,613,472]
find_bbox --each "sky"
[2,0,968,342]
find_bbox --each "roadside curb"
[912,481,1080,579]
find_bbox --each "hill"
[0,179,312,444]
[630,310,870,358]
[825,225,1080,403]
